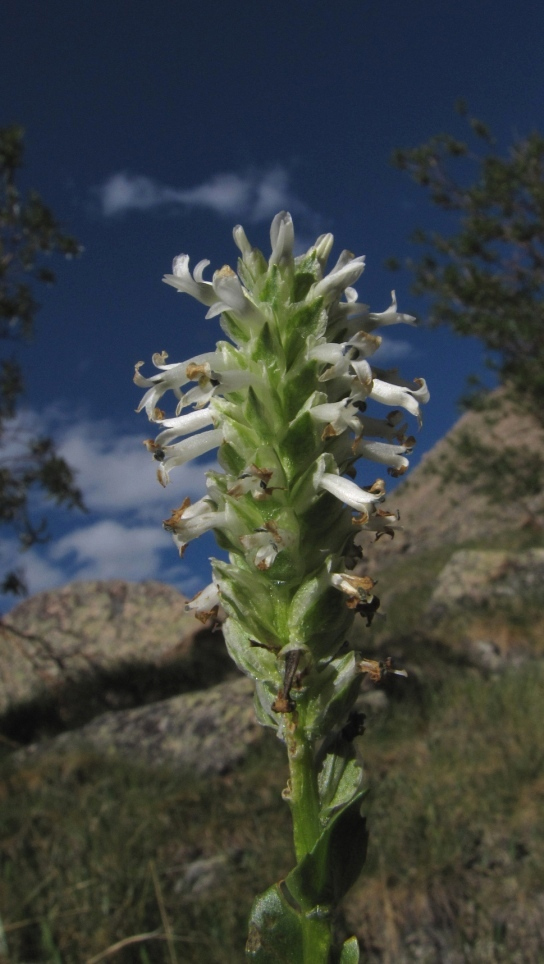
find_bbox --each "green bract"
[135,212,428,962]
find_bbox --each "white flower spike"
[135,211,428,959]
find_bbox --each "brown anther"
[152,351,169,366]
[358,655,407,681]
[388,465,407,478]
[163,497,191,531]
[272,691,296,714]
[186,362,210,380]
[193,605,219,625]
[352,508,370,526]
[358,658,384,682]
[215,264,236,279]
[143,438,159,453]
[386,409,401,425]
[250,464,274,485]
[364,478,386,496]
[321,423,337,440]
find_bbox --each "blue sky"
[1,0,543,607]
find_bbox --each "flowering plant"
[135,212,428,962]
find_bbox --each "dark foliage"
[0,125,85,595]
[392,106,544,513]
[392,102,544,422]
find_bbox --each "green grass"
[0,738,291,962]
[1,660,544,961]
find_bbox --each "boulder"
[425,548,544,670]
[363,395,544,569]
[427,548,544,617]
[0,580,229,728]
[13,676,261,776]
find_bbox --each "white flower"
[154,428,224,486]
[367,290,417,329]
[311,254,366,303]
[309,399,362,439]
[308,331,382,381]
[318,472,385,512]
[347,358,374,402]
[185,580,221,622]
[331,572,376,607]
[311,232,334,270]
[351,438,414,476]
[269,211,295,267]
[163,255,216,306]
[227,464,276,500]
[369,376,429,427]
[355,508,403,542]
[205,265,265,326]
[163,497,227,554]
[152,408,215,446]
[134,351,216,419]
[178,361,256,412]
[240,522,293,570]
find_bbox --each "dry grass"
[1,659,543,961]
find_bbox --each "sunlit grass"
[1,660,543,961]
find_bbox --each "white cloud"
[58,418,212,518]
[372,336,416,365]
[0,538,68,598]
[0,409,216,609]
[94,166,311,223]
[50,518,173,582]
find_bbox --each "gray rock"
[427,548,544,618]
[0,580,228,721]
[13,676,262,776]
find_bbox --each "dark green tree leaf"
[0,125,85,594]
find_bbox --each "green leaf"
[288,575,353,661]
[245,883,304,962]
[283,361,319,421]
[292,252,322,300]
[219,309,250,344]
[253,680,281,731]
[237,249,268,290]
[223,616,281,683]
[282,299,325,370]
[244,385,276,442]
[304,653,362,741]
[222,416,261,463]
[252,320,283,371]
[213,558,289,647]
[259,264,283,308]
[286,791,368,910]
[218,441,246,475]
[279,412,319,482]
[318,741,365,823]
[339,936,360,964]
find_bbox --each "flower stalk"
[135,211,428,962]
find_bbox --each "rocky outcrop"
[13,676,261,776]
[427,548,544,617]
[364,396,544,568]
[0,580,230,731]
[424,548,544,671]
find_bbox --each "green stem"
[286,717,333,964]
[286,721,321,862]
